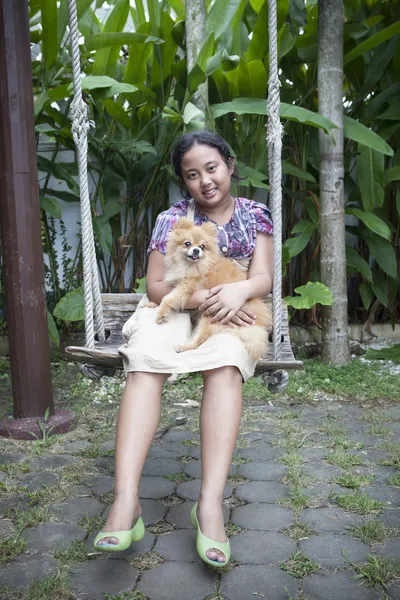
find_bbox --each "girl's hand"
[199,283,252,324]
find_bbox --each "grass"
[54,540,91,565]
[280,551,320,578]
[279,489,309,513]
[329,437,363,450]
[332,491,384,515]
[147,520,175,535]
[368,424,393,438]
[226,522,243,537]
[332,473,375,489]
[353,555,400,590]
[0,535,27,564]
[0,461,31,477]
[231,455,252,465]
[25,571,74,600]
[326,451,365,469]
[277,411,301,420]
[164,472,193,483]
[347,521,398,544]
[283,522,315,540]
[129,551,165,571]
[78,514,105,533]
[6,505,49,531]
[227,474,249,485]
[387,474,400,486]
[104,592,149,600]
[280,453,303,468]
[319,423,347,437]
[362,412,391,425]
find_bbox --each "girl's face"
[180,144,234,209]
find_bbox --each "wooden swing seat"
[65,294,303,371]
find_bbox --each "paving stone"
[88,475,115,496]
[364,484,400,506]
[303,462,341,481]
[50,497,104,523]
[374,466,399,483]
[238,462,287,481]
[359,448,389,461]
[375,538,400,560]
[99,440,115,453]
[299,534,370,567]
[86,531,155,558]
[18,471,60,492]
[162,429,194,443]
[142,458,182,477]
[0,495,30,517]
[220,565,297,600]
[58,440,92,453]
[236,481,289,504]
[29,455,75,470]
[183,459,236,478]
[301,507,363,533]
[0,519,15,537]
[0,452,26,464]
[103,499,167,526]
[166,501,229,529]
[92,456,114,472]
[347,433,379,447]
[303,483,333,504]
[378,508,400,528]
[300,447,330,461]
[176,479,233,501]
[240,446,282,461]
[302,569,380,600]
[154,529,199,561]
[230,530,296,564]
[69,559,138,599]
[0,556,58,588]
[23,522,86,553]
[149,441,188,459]
[232,503,294,531]
[189,445,239,459]
[139,562,217,600]
[139,476,176,499]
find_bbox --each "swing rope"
[67,0,105,347]
[66,0,284,370]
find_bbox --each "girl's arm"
[146,250,208,308]
[199,232,273,323]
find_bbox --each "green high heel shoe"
[190,502,231,567]
[93,516,145,552]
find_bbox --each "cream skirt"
[118,295,256,381]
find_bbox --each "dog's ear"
[202,221,218,236]
[174,217,193,230]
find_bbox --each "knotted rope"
[67,0,104,347]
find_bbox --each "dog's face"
[166,217,219,273]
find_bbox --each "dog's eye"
[199,244,205,251]
[184,241,191,248]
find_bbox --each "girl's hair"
[170,131,240,182]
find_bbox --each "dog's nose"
[192,247,200,256]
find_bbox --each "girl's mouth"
[203,188,217,199]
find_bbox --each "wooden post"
[0,0,73,438]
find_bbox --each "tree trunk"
[317,0,350,365]
[185,0,208,112]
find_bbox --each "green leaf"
[356,145,384,210]
[247,1,269,61]
[93,214,113,254]
[133,277,146,293]
[284,282,333,310]
[183,103,205,127]
[364,84,400,121]
[85,32,164,51]
[359,282,373,311]
[187,32,215,93]
[289,0,307,27]
[37,156,79,194]
[41,0,58,71]
[45,189,80,203]
[371,269,389,308]
[365,344,400,363]
[57,0,93,45]
[396,192,400,219]
[280,103,337,134]
[92,0,130,77]
[346,208,391,240]
[53,288,84,322]
[384,166,400,186]
[367,234,397,279]
[376,102,400,121]
[291,219,314,234]
[207,0,243,40]
[282,162,316,183]
[344,21,400,65]
[343,116,393,156]
[103,99,131,128]
[77,75,138,94]
[285,221,315,257]
[40,196,62,219]
[47,309,59,347]
[346,246,373,282]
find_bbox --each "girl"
[93,131,274,567]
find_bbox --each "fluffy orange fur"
[154,217,272,360]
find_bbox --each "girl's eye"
[209,165,216,172]
[199,244,205,251]
[184,241,191,247]
[188,173,197,179]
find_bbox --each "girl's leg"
[197,366,243,562]
[97,371,168,545]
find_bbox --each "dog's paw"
[174,345,185,353]
[156,314,169,324]
[145,302,158,309]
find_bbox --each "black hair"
[170,131,240,183]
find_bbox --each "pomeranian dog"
[153,217,272,361]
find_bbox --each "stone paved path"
[1,403,400,599]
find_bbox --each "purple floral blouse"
[147,197,273,259]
